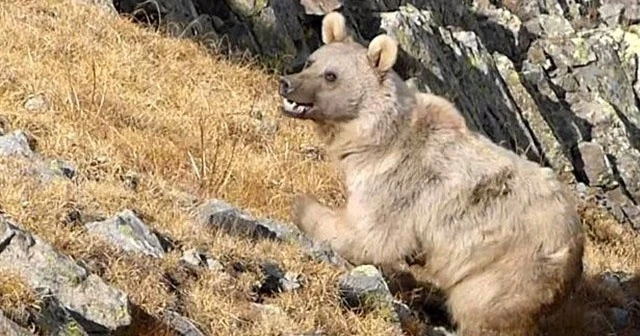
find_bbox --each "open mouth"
[282,98,314,118]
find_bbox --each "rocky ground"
[1,0,640,335]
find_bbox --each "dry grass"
[0,0,638,335]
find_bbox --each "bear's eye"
[324,71,337,82]
[304,59,314,69]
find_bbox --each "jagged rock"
[600,0,640,26]
[85,209,166,258]
[0,216,132,332]
[380,5,544,164]
[0,312,34,336]
[195,199,348,266]
[33,295,89,336]
[574,141,616,188]
[599,2,626,27]
[522,26,640,206]
[161,310,206,336]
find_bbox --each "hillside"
[0,0,639,336]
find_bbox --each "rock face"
[113,0,640,230]
[0,216,132,332]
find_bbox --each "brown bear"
[278,11,584,336]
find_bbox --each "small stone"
[601,271,634,290]
[253,262,303,298]
[24,94,48,113]
[338,265,393,309]
[121,170,140,191]
[49,159,76,179]
[181,248,224,271]
[85,209,165,258]
[0,131,34,158]
[608,307,629,331]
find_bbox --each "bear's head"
[278,11,399,123]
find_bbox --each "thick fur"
[280,12,584,336]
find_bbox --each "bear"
[278,11,585,336]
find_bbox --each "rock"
[250,303,285,316]
[180,248,223,271]
[23,94,48,113]
[75,0,118,16]
[195,199,348,267]
[608,307,630,331]
[253,262,303,297]
[600,0,640,26]
[599,2,625,27]
[337,265,418,334]
[84,209,166,258]
[338,265,395,309]
[493,52,574,176]
[380,5,544,164]
[33,295,89,336]
[0,131,77,183]
[524,14,575,39]
[161,310,206,336]
[522,26,640,206]
[0,131,34,157]
[574,141,616,188]
[0,216,132,332]
[0,311,35,336]
[300,0,342,15]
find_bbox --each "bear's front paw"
[291,193,319,234]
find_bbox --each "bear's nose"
[279,77,293,96]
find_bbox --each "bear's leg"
[291,193,384,265]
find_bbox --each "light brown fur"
[279,12,585,336]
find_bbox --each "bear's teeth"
[295,104,306,114]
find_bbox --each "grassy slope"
[0,0,639,335]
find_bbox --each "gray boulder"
[0,216,132,332]
[85,209,166,258]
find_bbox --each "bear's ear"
[322,12,349,44]
[367,34,398,73]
